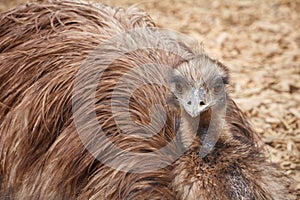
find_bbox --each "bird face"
[169,55,228,118]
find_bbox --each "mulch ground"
[1,0,299,198]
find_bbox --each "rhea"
[168,54,228,155]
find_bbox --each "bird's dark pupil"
[214,84,222,93]
[176,83,183,92]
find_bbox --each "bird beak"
[182,88,209,118]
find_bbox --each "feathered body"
[0,1,288,199]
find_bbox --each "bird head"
[169,54,229,118]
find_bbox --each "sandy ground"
[1,0,299,198]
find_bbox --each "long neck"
[179,109,200,149]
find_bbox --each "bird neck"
[179,109,200,149]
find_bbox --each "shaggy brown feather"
[0,0,289,200]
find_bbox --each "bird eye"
[175,82,183,93]
[213,84,223,94]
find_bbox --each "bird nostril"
[200,101,205,106]
[187,101,191,105]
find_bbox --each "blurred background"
[1,0,299,198]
